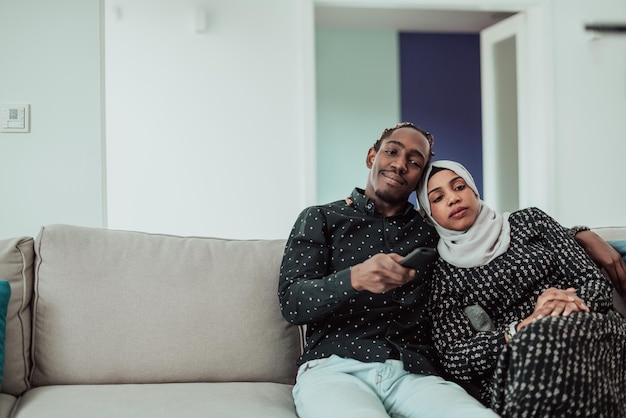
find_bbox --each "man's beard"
[374,189,406,206]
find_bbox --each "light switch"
[1,104,30,133]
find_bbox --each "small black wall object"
[585,23,626,33]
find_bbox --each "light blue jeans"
[293,355,499,418]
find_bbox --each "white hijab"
[416,160,511,268]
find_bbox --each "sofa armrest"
[0,237,34,396]
[591,227,626,316]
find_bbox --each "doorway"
[314,5,520,207]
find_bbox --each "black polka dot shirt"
[278,188,439,375]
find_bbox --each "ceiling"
[315,7,516,33]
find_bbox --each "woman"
[416,160,626,417]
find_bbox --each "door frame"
[480,7,555,214]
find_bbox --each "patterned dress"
[429,207,626,417]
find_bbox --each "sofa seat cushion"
[12,382,297,418]
[0,393,17,418]
[31,224,299,386]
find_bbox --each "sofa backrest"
[592,226,626,242]
[30,224,299,386]
[1,224,624,394]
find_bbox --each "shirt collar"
[348,188,416,217]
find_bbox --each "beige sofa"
[0,224,300,418]
[0,224,624,417]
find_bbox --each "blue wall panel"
[400,33,483,196]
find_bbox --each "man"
[278,122,498,417]
[278,122,626,418]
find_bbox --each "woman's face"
[426,169,480,231]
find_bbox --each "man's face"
[365,127,431,210]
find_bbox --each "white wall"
[482,0,626,227]
[314,0,540,10]
[0,0,104,239]
[1,0,624,242]
[105,0,315,239]
[550,0,626,227]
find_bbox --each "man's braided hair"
[373,122,435,157]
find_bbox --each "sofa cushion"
[31,224,299,386]
[12,382,297,418]
[607,238,626,263]
[0,236,33,396]
[0,281,11,391]
[0,393,17,418]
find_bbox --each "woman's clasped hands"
[517,287,589,331]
